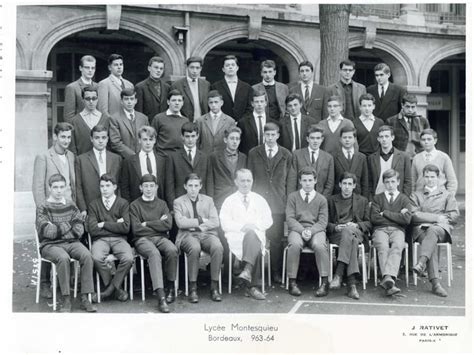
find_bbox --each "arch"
[419,42,465,86]
[16,39,26,69]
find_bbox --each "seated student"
[285,167,329,297]
[327,172,371,300]
[129,174,178,313]
[370,169,412,297]
[174,173,223,303]
[353,93,385,156]
[35,173,96,313]
[411,164,459,297]
[87,174,133,302]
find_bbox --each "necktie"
[130,112,135,121]
[311,150,316,164]
[154,81,161,99]
[257,115,263,145]
[389,192,394,204]
[98,150,104,164]
[304,192,310,203]
[304,85,310,107]
[380,85,385,99]
[188,149,193,164]
[293,118,300,150]
[243,195,249,210]
[104,198,110,210]
[120,79,125,90]
[191,199,203,224]
[268,148,273,159]
[346,150,352,161]
[146,153,153,175]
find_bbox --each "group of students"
[33,53,460,313]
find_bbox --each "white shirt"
[342,147,355,160]
[47,196,66,205]
[308,147,320,163]
[253,112,267,143]
[359,115,375,132]
[93,148,107,177]
[166,109,182,116]
[299,189,316,203]
[225,76,238,102]
[300,81,313,98]
[80,77,92,85]
[123,109,135,121]
[80,109,102,129]
[102,194,116,210]
[327,115,344,133]
[384,190,400,202]
[290,113,302,151]
[139,150,157,176]
[263,80,275,86]
[379,82,389,97]
[265,144,278,158]
[184,145,197,161]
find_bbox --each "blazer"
[317,118,358,157]
[171,77,210,121]
[195,112,236,155]
[367,147,412,198]
[207,149,247,210]
[173,193,220,248]
[75,149,122,212]
[98,74,134,116]
[247,144,293,215]
[32,147,76,206]
[387,112,430,157]
[64,79,98,122]
[211,79,253,120]
[135,77,170,120]
[69,112,110,156]
[109,110,149,159]
[278,114,317,152]
[252,82,289,120]
[287,148,334,197]
[327,80,366,120]
[367,83,407,122]
[120,150,167,203]
[333,149,369,198]
[288,81,328,122]
[237,113,280,155]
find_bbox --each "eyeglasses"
[84,97,98,101]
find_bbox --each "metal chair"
[371,241,410,287]
[329,243,367,290]
[183,251,222,296]
[281,246,322,290]
[412,241,453,287]
[228,249,271,294]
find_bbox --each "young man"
[288,61,328,122]
[195,90,237,155]
[353,93,385,156]
[75,124,122,215]
[211,55,253,120]
[70,86,110,156]
[251,60,289,121]
[411,129,457,194]
[35,174,96,312]
[247,122,292,283]
[64,55,98,122]
[87,174,133,302]
[278,93,317,152]
[171,56,210,122]
[333,126,369,198]
[367,125,412,199]
[327,172,371,300]
[98,53,134,116]
[386,94,430,158]
[287,125,334,198]
[151,89,189,152]
[317,95,358,157]
[370,169,412,296]
[174,173,223,303]
[120,126,167,202]
[135,56,170,121]
[129,174,178,313]
[109,88,149,159]
[411,164,459,297]
[220,169,273,300]
[285,167,329,297]
[327,60,366,121]
[367,63,407,122]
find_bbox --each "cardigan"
[87,196,130,241]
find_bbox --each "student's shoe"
[315,281,329,297]
[158,298,170,313]
[165,288,176,304]
[288,281,302,296]
[80,296,97,312]
[329,275,342,289]
[40,285,53,299]
[246,287,266,300]
[237,266,252,284]
[385,285,401,296]
[432,283,448,297]
[413,262,427,275]
[347,285,360,300]
[114,288,129,302]
[210,289,222,302]
[380,275,395,290]
[188,289,199,303]
[59,296,72,313]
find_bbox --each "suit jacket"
[120,151,167,203]
[387,112,430,157]
[327,80,366,120]
[69,112,110,156]
[75,149,122,211]
[252,82,289,120]
[317,118,358,157]
[195,112,236,155]
[109,110,149,159]
[237,113,280,155]
[98,75,134,116]
[207,149,247,210]
[171,77,210,121]
[135,77,170,120]
[211,79,252,120]
[333,149,369,198]
[173,193,220,248]
[288,81,328,122]
[287,148,334,197]
[367,83,407,122]
[64,79,98,122]
[32,147,76,206]
[367,147,412,198]
[278,114,317,152]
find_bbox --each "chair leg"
[52,264,57,312]
[140,257,145,301]
[96,271,101,304]
[373,246,378,287]
[35,260,42,304]
[367,243,371,281]
[261,252,265,294]
[329,244,334,282]
[404,243,409,288]
[446,244,453,287]
[129,267,133,301]
[413,242,418,286]
[360,244,366,290]
[218,268,222,294]
[281,247,286,286]
[175,256,179,298]
[267,250,271,287]
[73,261,79,298]
[228,250,232,294]
[184,254,189,297]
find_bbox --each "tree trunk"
[319,4,351,86]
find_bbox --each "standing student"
[353,93,385,156]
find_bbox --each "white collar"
[327,115,344,122]
[46,197,66,204]
[166,109,182,116]
[225,76,238,84]
[299,189,316,201]
[187,76,198,83]
[253,111,266,120]
[184,145,197,154]
[93,147,105,157]
[123,109,135,119]
[342,147,354,155]
[360,114,375,121]
[139,150,154,157]
[308,147,320,154]
[80,77,92,85]
[210,111,222,118]
[102,194,116,206]
[290,113,302,120]
[384,190,400,201]
[301,81,313,87]
[424,148,437,156]
[263,80,275,86]
[141,195,155,202]
[265,144,278,154]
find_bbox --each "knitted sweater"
[353,116,384,156]
[370,192,412,232]
[286,191,328,235]
[129,197,173,243]
[411,150,458,194]
[87,196,130,241]
[151,112,189,152]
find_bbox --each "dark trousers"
[241,231,263,287]
[329,227,364,276]
[287,231,329,278]
[416,226,449,281]
[266,213,284,275]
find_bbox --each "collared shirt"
[253,112,267,142]
[102,194,116,210]
[123,109,136,121]
[342,147,354,160]
[80,77,92,85]
[300,81,313,97]
[46,196,66,205]
[142,195,155,202]
[360,114,375,132]
[299,189,316,203]
[184,145,197,161]
[290,113,302,151]
[263,80,275,86]
[166,109,182,117]
[139,150,157,176]
[308,147,320,163]
[210,111,222,133]
[423,148,438,162]
[265,144,278,158]
[327,115,344,133]
[93,148,107,176]
[80,109,102,129]
[384,190,400,202]
[424,185,437,194]
[379,82,389,97]
[380,147,395,161]
[225,76,238,101]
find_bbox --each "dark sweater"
[286,191,328,235]
[370,192,412,232]
[87,196,130,241]
[151,112,189,152]
[353,116,385,156]
[129,197,173,243]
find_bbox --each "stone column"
[399,4,425,26]
[405,85,431,118]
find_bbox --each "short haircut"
[264,122,279,133]
[261,60,276,70]
[339,171,357,184]
[90,124,108,137]
[223,55,238,66]
[181,121,199,135]
[184,173,202,185]
[140,173,157,185]
[382,168,399,181]
[207,90,223,100]
[81,86,98,99]
[108,53,123,65]
[235,168,252,180]
[359,93,376,104]
[402,94,418,105]
[80,55,96,66]
[340,126,356,137]
[48,173,66,187]
[378,125,394,136]
[186,56,203,66]
[54,122,73,136]
[422,164,440,177]
[252,89,267,101]
[339,59,356,69]
[168,89,183,100]
[100,173,117,185]
[420,128,438,140]
[138,125,157,139]
[306,125,324,137]
[298,166,317,180]
[374,63,391,74]
[327,95,342,104]
[285,93,302,105]
[148,56,164,66]
[298,60,313,72]
[120,88,136,99]
[224,126,242,138]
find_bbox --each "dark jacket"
[333,149,369,198]
[278,114,317,152]
[211,79,253,120]
[135,77,170,121]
